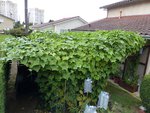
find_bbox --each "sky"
[10,0,122,22]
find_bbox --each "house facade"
[0,14,14,32]
[103,0,150,18]
[73,0,150,92]
[32,16,88,33]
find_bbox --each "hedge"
[140,75,150,112]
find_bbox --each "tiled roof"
[100,0,145,9]
[73,15,150,36]
[32,16,87,29]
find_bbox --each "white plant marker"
[84,105,97,113]
[97,91,109,110]
[84,78,92,93]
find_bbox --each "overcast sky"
[10,0,122,22]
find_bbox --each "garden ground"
[6,80,141,113]
[106,80,141,113]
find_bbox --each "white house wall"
[146,49,150,75]
[139,48,148,64]
[54,19,85,33]
[107,1,150,18]
[138,47,150,76]
[39,26,55,32]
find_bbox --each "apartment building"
[0,0,17,21]
[29,8,44,25]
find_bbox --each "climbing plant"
[123,54,140,86]
[0,30,145,112]
[0,61,5,113]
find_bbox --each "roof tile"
[32,16,87,29]
[100,0,145,9]
[73,15,150,36]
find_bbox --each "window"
[60,29,68,33]
[0,18,4,23]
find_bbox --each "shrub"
[5,27,32,37]
[5,27,26,37]
[140,75,150,112]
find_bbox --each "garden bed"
[118,79,138,93]
[111,76,138,93]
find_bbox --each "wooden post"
[8,60,18,99]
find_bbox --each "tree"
[14,21,23,28]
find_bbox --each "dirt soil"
[6,91,39,113]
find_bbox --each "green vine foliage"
[123,54,140,86]
[0,61,5,113]
[0,30,145,112]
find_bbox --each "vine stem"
[64,79,67,113]
[64,79,67,98]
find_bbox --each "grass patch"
[0,34,12,42]
[105,81,141,113]
[0,34,13,57]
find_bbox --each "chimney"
[119,10,122,19]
